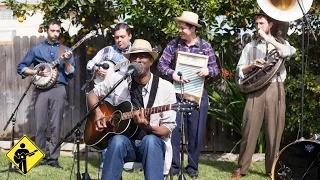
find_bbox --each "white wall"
[0,12,45,41]
[0,11,81,41]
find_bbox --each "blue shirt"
[86,43,131,71]
[17,40,76,85]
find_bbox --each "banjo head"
[32,63,57,89]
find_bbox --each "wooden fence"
[0,35,240,153]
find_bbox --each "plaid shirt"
[86,43,131,71]
[158,38,219,80]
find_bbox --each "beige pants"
[236,82,286,175]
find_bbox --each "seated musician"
[87,39,177,180]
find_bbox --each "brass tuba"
[236,0,313,93]
[237,37,288,93]
[257,0,313,22]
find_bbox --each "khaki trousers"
[236,82,286,175]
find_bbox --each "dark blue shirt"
[17,40,76,85]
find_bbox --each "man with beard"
[231,10,296,179]
[17,19,75,168]
[87,39,177,180]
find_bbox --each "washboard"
[173,51,208,105]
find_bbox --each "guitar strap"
[59,44,65,58]
[132,75,160,140]
[146,75,159,108]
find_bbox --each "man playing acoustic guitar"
[87,39,177,180]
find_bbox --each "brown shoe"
[231,172,243,180]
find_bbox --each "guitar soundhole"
[110,111,122,132]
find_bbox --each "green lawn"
[0,152,270,180]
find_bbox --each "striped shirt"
[158,38,219,80]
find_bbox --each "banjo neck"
[113,60,130,71]
[51,30,97,67]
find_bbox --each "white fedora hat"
[175,11,202,28]
[124,39,158,60]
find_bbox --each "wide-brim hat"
[124,39,158,61]
[174,11,202,28]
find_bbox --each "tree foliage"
[4,0,320,150]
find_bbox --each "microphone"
[95,63,109,69]
[86,61,109,70]
[177,71,184,102]
[177,71,183,81]
[126,62,144,76]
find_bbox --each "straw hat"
[124,39,158,61]
[175,11,202,28]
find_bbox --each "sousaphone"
[257,0,313,22]
[237,0,313,93]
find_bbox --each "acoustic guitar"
[84,101,197,150]
[14,150,38,164]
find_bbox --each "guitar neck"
[51,31,96,67]
[113,60,130,71]
[121,104,172,120]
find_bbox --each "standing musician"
[158,11,219,178]
[231,10,296,179]
[16,19,75,168]
[88,39,177,180]
[86,22,132,169]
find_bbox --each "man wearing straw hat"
[158,11,219,178]
[88,39,177,180]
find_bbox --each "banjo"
[32,30,97,89]
[94,60,130,84]
[93,45,162,84]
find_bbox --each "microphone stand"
[79,69,97,180]
[0,80,34,176]
[296,0,317,139]
[52,70,133,180]
[177,73,187,180]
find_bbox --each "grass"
[0,152,270,180]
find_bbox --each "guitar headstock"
[172,101,199,112]
[84,30,97,39]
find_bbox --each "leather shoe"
[231,172,243,179]
[47,160,62,169]
[36,159,47,167]
[187,171,198,179]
